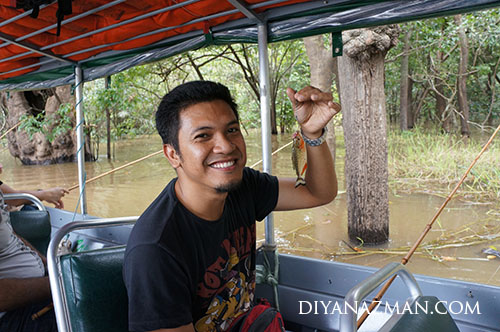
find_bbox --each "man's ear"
[163,144,181,168]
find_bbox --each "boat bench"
[59,246,128,332]
[5,193,51,256]
[47,217,137,332]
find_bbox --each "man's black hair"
[155,80,239,153]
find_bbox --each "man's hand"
[286,86,341,138]
[38,187,69,209]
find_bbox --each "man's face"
[171,100,246,194]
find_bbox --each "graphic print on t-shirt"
[195,225,255,332]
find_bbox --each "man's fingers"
[328,101,341,113]
[286,87,297,104]
[295,86,333,103]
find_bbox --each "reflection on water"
[1,132,499,286]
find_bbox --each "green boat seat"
[379,295,460,332]
[59,246,128,332]
[10,210,51,256]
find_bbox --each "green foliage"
[19,102,74,142]
[385,8,500,129]
[84,64,162,143]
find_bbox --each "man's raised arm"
[275,86,341,211]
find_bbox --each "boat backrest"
[10,210,51,255]
[47,216,137,332]
[5,193,50,255]
[59,246,128,332]
[378,295,460,332]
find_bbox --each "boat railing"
[47,216,138,332]
[340,262,422,332]
[4,193,46,211]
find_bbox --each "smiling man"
[123,81,340,332]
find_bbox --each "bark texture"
[399,29,410,131]
[433,25,451,132]
[454,15,471,137]
[304,35,337,161]
[4,86,77,165]
[338,26,399,244]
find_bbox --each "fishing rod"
[250,140,293,168]
[65,137,293,192]
[0,121,21,140]
[67,150,163,191]
[357,123,500,329]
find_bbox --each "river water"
[1,131,499,286]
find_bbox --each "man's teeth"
[211,161,235,169]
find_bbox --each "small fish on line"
[292,130,307,188]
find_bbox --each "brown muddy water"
[1,131,499,286]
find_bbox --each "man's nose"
[213,133,235,154]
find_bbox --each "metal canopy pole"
[75,66,87,214]
[258,22,275,248]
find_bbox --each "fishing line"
[249,140,293,169]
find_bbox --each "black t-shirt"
[123,167,279,332]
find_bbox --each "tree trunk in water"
[435,77,450,132]
[433,25,451,133]
[304,35,336,161]
[338,26,399,244]
[3,86,79,165]
[407,76,415,128]
[270,100,278,135]
[454,15,471,137]
[399,28,410,131]
[105,76,112,160]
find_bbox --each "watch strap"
[301,127,328,147]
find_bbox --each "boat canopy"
[1,0,500,91]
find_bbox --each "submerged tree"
[338,25,400,244]
[1,86,84,165]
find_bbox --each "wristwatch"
[301,127,328,147]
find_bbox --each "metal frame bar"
[257,22,275,248]
[47,216,138,332]
[0,1,56,29]
[0,0,200,72]
[3,193,46,211]
[0,32,74,64]
[40,0,200,51]
[0,0,291,76]
[63,7,238,59]
[74,66,87,215]
[62,0,286,59]
[227,0,264,22]
[0,0,126,50]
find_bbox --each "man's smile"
[209,159,237,169]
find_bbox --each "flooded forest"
[1,9,500,286]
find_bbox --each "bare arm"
[14,232,47,267]
[0,276,51,312]
[275,86,341,211]
[0,183,68,209]
[151,323,195,332]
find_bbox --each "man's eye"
[195,133,209,139]
[228,128,239,133]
